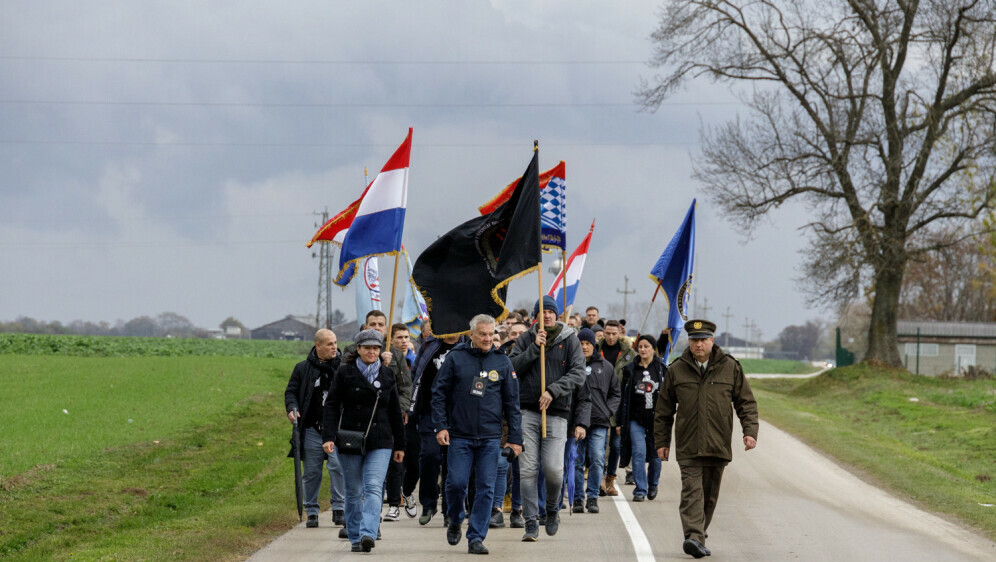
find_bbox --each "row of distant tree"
[0,312,234,339]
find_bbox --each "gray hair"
[469,314,496,332]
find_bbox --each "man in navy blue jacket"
[432,314,523,555]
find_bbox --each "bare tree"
[639,0,996,365]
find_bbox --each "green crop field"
[0,336,317,560]
[0,333,313,358]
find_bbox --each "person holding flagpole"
[509,295,586,541]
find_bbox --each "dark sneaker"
[350,544,362,552]
[338,527,348,539]
[446,523,462,545]
[648,485,658,500]
[333,509,345,526]
[544,512,560,536]
[585,498,599,514]
[537,513,546,526]
[444,515,451,527]
[360,535,375,552]
[419,506,437,526]
[306,514,319,528]
[632,494,646,502]
[572,499,584,513]
[468,540,489,555]
[488,507,504,528]
[509,509,524,528]
[624,471,634,485]
[521,520,539,542]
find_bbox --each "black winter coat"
[584,356,621,429]
[509,323,587,419]
[322,360,406,454]
[616,356,665,468]
[284,347,339,459]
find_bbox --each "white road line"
[610,494,656,562]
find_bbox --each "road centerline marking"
[610,494,656,561]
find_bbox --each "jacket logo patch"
[488,370,500,382]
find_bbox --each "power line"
[0,139,698,148]
[0,99,736,108]
[0,55,648,65]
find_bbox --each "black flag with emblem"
[413,150,541,337]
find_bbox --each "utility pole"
[743,317,751,350]
[313,207,333,330]
[722,307,733,349]
[700,298,712,320]
[617,275,636,321]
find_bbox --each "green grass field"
[0,333,313,358]
[739,358,822,374]
[752,364,996,539]
[0,341,311,561]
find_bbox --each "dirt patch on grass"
[122,486,149,497]
[1,463,55,491]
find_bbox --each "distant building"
[715,332,765,359]
[897,321,996,376]
[251,315,318,341]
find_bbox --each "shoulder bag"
[336,390,381,456]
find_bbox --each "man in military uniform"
[654,319,758,559]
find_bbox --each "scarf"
[356,357,382,385]
[543,323,564,350]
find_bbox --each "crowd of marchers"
[284,301,758,559]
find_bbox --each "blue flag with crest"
[648,200,696,359]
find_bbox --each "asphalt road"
[248,420,995,561]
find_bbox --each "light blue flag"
[648,200,696,359]
[400,248,429,338]
[355,256,382,325]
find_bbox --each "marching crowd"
[284,301,758,558]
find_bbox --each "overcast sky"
[0,0,824,341]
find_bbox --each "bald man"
[285,329,346,528]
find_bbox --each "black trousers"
[418,430,448,512]
[402,416,421,497]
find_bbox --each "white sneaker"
[403,494,417,518]
[382,505,401,521]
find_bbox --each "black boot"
[585,498,599,513]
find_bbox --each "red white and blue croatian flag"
[547,219,595,312]
[334,128,412,286]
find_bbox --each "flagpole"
[560,249,568,322]
[638,284,661,337]
[535,140,547,439]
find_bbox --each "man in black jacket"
[284,328,345,528]
[432,314,522,555]
[509,296,586,541]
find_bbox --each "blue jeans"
[303,426,345,514]
[339,448,392,544]
[606,430,621,476]
[418,429,448,513]
[519,411,567,522]
[628,420,661,497]
[576,426,607,500]
[446,437,500,543]
[493,453,520,510]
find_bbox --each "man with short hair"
[655,320,758,559]
[597,319,636,495]
[433,314,522,555]
[346,310,412,522]
[581,306,601,331]
[284,329,346,528]
[392,323,416,367]
[509,296,586,541]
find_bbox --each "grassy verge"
[751,364,996,539]
[739,358,821,374]
[0,333,314,358]
[0,354,308,560]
